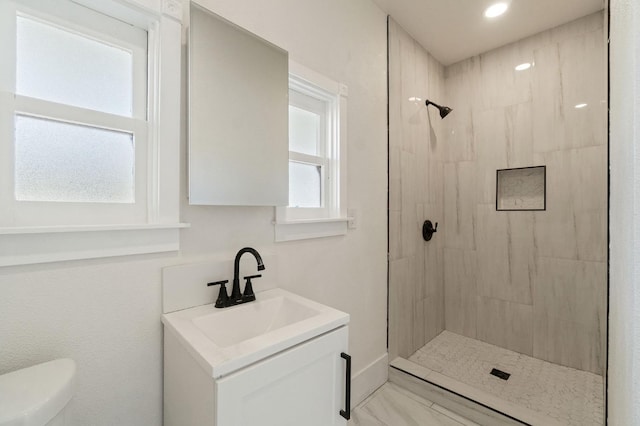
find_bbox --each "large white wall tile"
[389,210,403,262]
[477,42,534,110]
[444,161,476,250]
[474,104,535,205]
[533,314,604,375]
[427,160,445,209]
[388,18,447,359]
[543,12,604,47]
[398,35,419,155]
[532,257,606,373]
[424,236,443,297]
[423,291,445,347]
[533,145,607,261]
[476,296,534,356]
[531,42,565,153]
[558,29,607,150]
[533,257,606,328]
[389,257,411,359]
[532,27,606,154]
[444,58,482,163]
[475,205,534,305]
[575,209,607,262]
[444,248,477,338]
[400,151,419,258]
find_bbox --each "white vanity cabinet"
[164,324,350,426]
[216,326,349,426]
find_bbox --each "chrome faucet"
[208,247,265,308]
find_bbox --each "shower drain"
[490,368,511,380]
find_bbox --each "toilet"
[0,359,76,426]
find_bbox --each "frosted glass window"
[14,115,135,203]
[16,16,134,117]
[289,162,321,208]
[289,105,320,156]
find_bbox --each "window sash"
[289,90,327,159]
[288,154,326,210]
[0,0,148,115]
[286,76,339,221]
[0,0,150,227]
[0,96,149,227]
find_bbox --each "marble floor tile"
[408,331,604,426]
[431,404,484,426]
[349,382,476,426]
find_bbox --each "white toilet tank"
[0,359,76,426]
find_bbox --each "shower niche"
[496,166,546,211]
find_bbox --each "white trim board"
[351,352,389,408]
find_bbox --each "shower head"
[425,100,453,119]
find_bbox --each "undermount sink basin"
[161,288,349,378]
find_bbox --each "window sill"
[0,223,190,267]
[274,218,349,242]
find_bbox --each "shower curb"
[389,357,564,426]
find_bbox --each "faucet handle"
[244,274,262,280]
[207,280,229,308]
[242,274,261,302]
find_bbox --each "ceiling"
[372,0,605,66]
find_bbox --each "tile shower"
[388,11,606,426]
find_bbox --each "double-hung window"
[0,0,184,266]
[1,0,147,225]
[275,63,348,241]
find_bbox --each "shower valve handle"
[422,220,438,241]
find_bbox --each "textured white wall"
[609,0,640,423]
[0,1,388,425]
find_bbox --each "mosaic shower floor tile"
[407,331,604,426]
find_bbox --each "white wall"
[0,1,388,424]
[609,0,640,424]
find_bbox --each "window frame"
[2,4,149,225]
[0,0,186,266]
[287,83,329,215]
[274,62,348,242]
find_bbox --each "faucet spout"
[231,247,265,302]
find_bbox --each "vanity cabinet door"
[215,326,349,426]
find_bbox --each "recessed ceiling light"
[408,97,422,102]
[484,2,509,18]
[515,62,531,71]
[575,103,588,109]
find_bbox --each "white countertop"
[162,288,349,378]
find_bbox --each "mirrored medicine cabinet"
[188,2,289,206]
